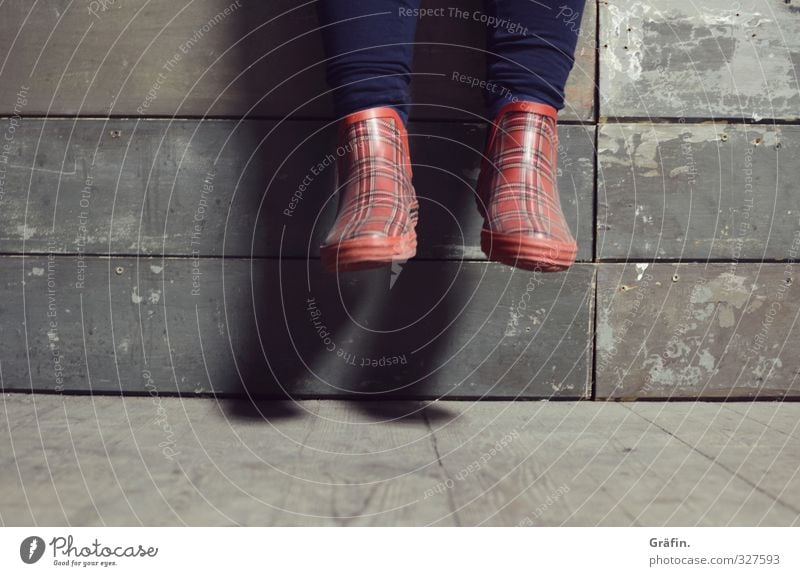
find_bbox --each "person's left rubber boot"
[476,101,578,272]
[320,106,419,273]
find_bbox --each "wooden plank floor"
[1,393,798,526]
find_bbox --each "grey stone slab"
[596,263,800,399]
[600,0,800,120]
[597,123,800,260]
[0,0,595,121]
[0,256,594,399]
[0,119,594,262]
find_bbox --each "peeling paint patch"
[698,348,716,373]
[751,355,782,381]
[16,225,36,240]
[110,215,139,241]
[718,304,736,328]
[604,3,648,82]
[693,302,716,322]
[148,290,161,305]
[745,297,765,314]
[691,272,751,309]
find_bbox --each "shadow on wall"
[211,1,592,411]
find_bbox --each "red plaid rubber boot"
[476,101,578,272]
[320,107,419,273]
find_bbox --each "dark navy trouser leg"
[484,0,586,118]
[316,0,587,123]
[316,0,421,125]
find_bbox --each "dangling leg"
[316,1,422,272]
[477,0,586,271]
[484,0,585,117]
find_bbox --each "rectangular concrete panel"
[0,118,595,261]
[0,256,594,399]
[596,263,800,399]
[597,123,800,260]
[600,0,800,120]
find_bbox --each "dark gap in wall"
[590,0,601,400]
[0,113,597,126]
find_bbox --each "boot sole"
[481,229,577,272]
[321,232,417,273]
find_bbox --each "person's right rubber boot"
[320,107,419,273]
[476,101,578,272]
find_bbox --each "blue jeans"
[316,0,586,124]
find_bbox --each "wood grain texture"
[723,402,800,438]
[596,263,800,399]
[2,395,798,525]
[0,119,595,262]
[428,401,800,525]
[0,257,594,399]
[597,123,800,260]
[630,402,800,523]
[600,0,800,120]
[0,395,455,525]
[0,0,596,121]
